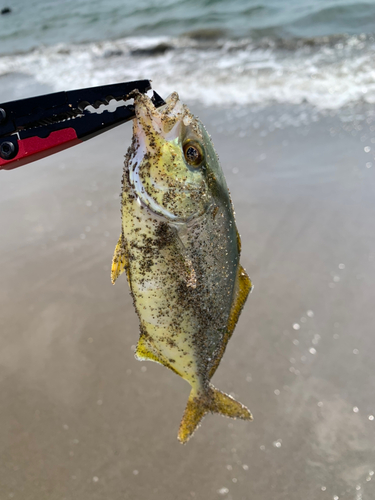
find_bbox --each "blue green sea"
[0,0,375,108]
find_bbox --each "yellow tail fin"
[178,385,252,444]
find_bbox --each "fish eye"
[183,141,203,167]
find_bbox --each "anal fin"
[135,334,182,377]
[111,233,129,285]
[135,335,164,365]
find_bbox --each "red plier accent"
[0,80,165,171]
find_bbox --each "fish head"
[127,91,228,222]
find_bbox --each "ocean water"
[0,0,375,109]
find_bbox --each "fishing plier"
[0,80,164,171]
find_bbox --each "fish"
[111,91,253,443]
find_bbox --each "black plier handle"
[0,80,165,171]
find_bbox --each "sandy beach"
[1,74,375,499]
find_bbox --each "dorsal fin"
[209,264,252,379]
[226,265,252,336]
[236,228,242,254]
[111,233,129,284]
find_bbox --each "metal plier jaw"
[0,80,165,170]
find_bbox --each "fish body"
[112,92,252,443]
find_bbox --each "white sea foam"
[1,34,375,110]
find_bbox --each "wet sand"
[1,79,375,499]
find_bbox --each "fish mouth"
[128,92,201,222]
[133,90,189,142]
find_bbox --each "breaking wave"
[0,33,375,110]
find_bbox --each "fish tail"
[178,385,252,444]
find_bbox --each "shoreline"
[1,75,375,499]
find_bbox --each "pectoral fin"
[111,233,128,284]
[209,264,253,378]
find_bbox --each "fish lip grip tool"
[0,80,165,170]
